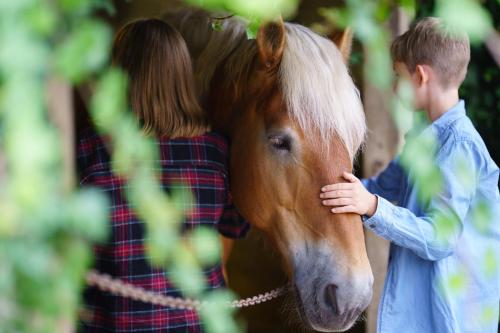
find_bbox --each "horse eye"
[269,135,291,152]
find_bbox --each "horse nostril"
[324,284,339,315]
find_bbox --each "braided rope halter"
[86,270,288,310]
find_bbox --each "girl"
[78,19,248,332]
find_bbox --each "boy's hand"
[320,171,378,217]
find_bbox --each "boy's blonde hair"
[391,17,470,88]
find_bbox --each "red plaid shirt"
[77,127,249,332]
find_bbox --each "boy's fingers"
[319,190,353,199]
[342,171,358,183]
[331,205,357,214]
[322,198,353,206]
[321,183,354,192]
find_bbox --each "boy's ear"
[257,18,286,70]
[415,64,430,86]
[330,28,353,64]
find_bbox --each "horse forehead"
[261,90,289,125]
[305,133,352,181]
[260,90,351,169]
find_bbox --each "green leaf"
[453,154,476,191]
[352,3,379,41]
[398,0,416,19]
[434,210,460,243]
[401,130,444,204]
[90,68,128,131]
[183,0,226,11]
[246,17,261,40]
[24,2,58,37]
[55,19,111,83]
[211,20,224,32]
[436,0,492,44]
[365,36,392,88]
[225,0,298,20]
[391,96,414,135]
[170,244,206,296]
[110,131,157,175]
[13,240,55,279]
[170,185,195,215]
[471,201,493,234]
[483,247,497,279]
[0,253,15,294]
[0,29,49,75]
[127,173,183,228]
[0,0,33,14]
[66,188,110,242]
[480,305,497,325]
[58,0,114,16]
[318,7,350,28]
[145,229,177,266]
[190,227,221,266]
[200,290,242,333]
[0,197,20,237]
[442,270,467,295]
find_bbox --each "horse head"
[167,10,373,332]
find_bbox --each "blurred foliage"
[185,0,298,19]
[0,0,111,331]
[436,0,493,43]
[319,0,398,88]
[184,0,299,38]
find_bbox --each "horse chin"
[293,285,363,333]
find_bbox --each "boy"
[320,17,500,332]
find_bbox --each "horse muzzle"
[291,244,373,332]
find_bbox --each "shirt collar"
[431,99,466,132]
[415,99,465,140]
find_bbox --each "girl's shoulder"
[158,131,230,172]
[198,131,229,151]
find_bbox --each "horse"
[165,9,373,332]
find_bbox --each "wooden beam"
[47,77,75,192]
[485,30,500,68]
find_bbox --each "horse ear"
[256,19,286,70]
[330,28,353,64]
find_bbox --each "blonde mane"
[165,9,366,159]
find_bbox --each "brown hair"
[112,19,207,138]
[391,17,470,88]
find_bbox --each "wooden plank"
[47,77,75,192]
[485,30,500,68]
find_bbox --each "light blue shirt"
[362,100,500,333]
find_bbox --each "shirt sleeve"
[363,141,479,261]
[362,157,405,204]
[217,191,250,239]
